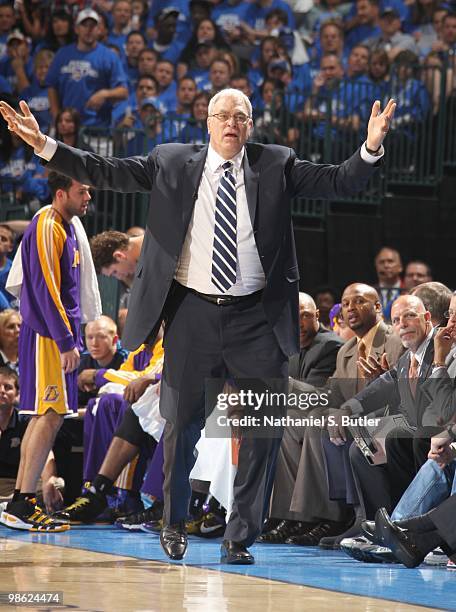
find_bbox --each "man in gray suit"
[0,91,395,564]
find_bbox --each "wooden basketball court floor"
[0,525,454,611]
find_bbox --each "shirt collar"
[410,325,434,367]
[207,144,244,175]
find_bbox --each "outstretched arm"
[0,100,155,193]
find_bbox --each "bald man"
[260,293,344,543]
[334,294,443,524]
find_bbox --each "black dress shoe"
[160,522,187,560]
[257,520,314,544]
[221,540,254,564]
[361,520,378,543]
[375,508,425,568]
[286,521,348,546]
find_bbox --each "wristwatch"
[432,362,447,368]
[365,144,382,155]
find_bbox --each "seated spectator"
[78,316,128,408]
[253,78,297,146]
[374,246,404,321]
[0,126,49,207]
[0,309,21,372]
[186,41,218,89]
[403,261,433,290]
[314,286,337,329]
[306,0,352,35]
[0,367,27,498]
[368,48,390,97]
[230,73,253,98]
[17,49,54,135]
[0,29,33,95]
[112,75,163,130]
[0,4,16,62]
[329,303,356,341]
[137,47,159,79]
[248,35,280,92]
[344,0,381,51]
[130,0,149,35]
[178,90,210,143]
[386,50,431,159]
[123,99,178,155]
[154,59,178,114]
[90,230,143,283]
[309,20,347,75]
[107,0,132,56]
[365,7,419,62]
[346,44,371,81]
[0,225,15,310]
[55,107,92,151]
[267,56,311,112]
[148,8,187,65]
[202,57,232,95]
[165,76,197,131]
[410,281,452,327]
[244,0,296,40]
[122,31,147,93]
[34,9,75,53]
[422,51,448,115]
[179,17,230,74]
[212,0,251,49]
[404,0,446,58]
[46,8,129,130]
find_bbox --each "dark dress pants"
[159,283,288,547]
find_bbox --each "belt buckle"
[216,296,225,305]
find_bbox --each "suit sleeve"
[301,341,341,388]
[287,148,379,200]
[45,142,157,193]
[421,372,456,426]
[342,368,401,416]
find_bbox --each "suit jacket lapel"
[243,147,259,227]
[182,146,208,232]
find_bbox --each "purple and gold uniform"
[19,208,82,418]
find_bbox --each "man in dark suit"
[260,292,344,543]
[0,91,395,564]
[329,294,442,521]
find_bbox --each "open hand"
[366,99,396,151]
[0,99,46,151]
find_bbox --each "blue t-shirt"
[0,73,12,93]
[0,258,15,308]
[212,1,250,34]
[245,0,296,31]
[46,43,128,128]
[0,56,33,93]
[21,78,52,133]
[0,148,49,201]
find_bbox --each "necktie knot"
[222,161,233,173]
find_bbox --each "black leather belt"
[183,286,262,306]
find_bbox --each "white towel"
[6,205,102,323]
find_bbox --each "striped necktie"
[211,160,237,292]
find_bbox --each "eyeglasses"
[209,112,251,125]
[444,309,456,319]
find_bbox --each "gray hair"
[208,88,252,118]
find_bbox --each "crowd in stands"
[1,221,456,568]
[1,0,456,205]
